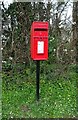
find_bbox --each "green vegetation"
[2,1,78,119]
[2,64,78,118]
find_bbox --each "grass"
[2,71,78,118]
[0,74,2,120]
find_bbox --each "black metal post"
[36,60,40,101]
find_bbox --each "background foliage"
[1,1,78,118]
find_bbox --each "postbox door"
[33,37,48,60]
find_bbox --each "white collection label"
[37,41,44,54]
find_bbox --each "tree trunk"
[72,2,78,67]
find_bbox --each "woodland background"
[1,0,78,118]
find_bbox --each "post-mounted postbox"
[30,21,48,60]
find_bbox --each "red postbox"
[30,21,48,60]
